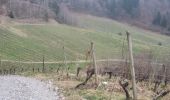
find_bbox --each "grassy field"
[0,14,170,62]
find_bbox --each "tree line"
[0,0,170,34]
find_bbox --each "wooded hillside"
[0,0,170,35]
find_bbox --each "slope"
[0,14,170,62]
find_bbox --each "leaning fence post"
[91,42,98,85]
[127,32,137,99]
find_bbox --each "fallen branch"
[153,89,170,100]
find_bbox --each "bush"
[8,11,14,18]
[117,32,122,36]
[158,42,162,46]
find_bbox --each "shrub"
[8,11,14,18]
[158,42,162,46]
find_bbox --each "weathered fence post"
[126,32,137,99]
[42,55,45,73]
[0,55,1,68]
[38,68,40,72]
[0,55,2,75]
[162,64,167,86]
[21,68,24,72]
[63,46,69,77]
[33,67,35,73]
[19,56,21,67]
[13,68,15,74]
[91,42,98,85]
[9,68,12,74]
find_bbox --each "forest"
[0,0,170,35]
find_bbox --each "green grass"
[0,14,170,62]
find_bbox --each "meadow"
[0,14,170,62]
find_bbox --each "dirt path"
[0,75,60,100]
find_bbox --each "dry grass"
[25,71,169,100]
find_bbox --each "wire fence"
[0,26,170,86]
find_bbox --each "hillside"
[1,0,170,35]
[0,14,170,62]
[1,1,170,100]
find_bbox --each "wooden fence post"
[91,42,98,85]
[9,68,12,74]
[38,68,40,72]
[126,32,137,99]
[33,67,34,73]
[42,55,45,73]
[19,56,21,67]
[0,55,1,68]
[21,68,24,72]
[63,46,69,77]
[13,68,15,74]
[162,64,167,86]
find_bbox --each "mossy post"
[126,32,137,99]
[91,42,98,85]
